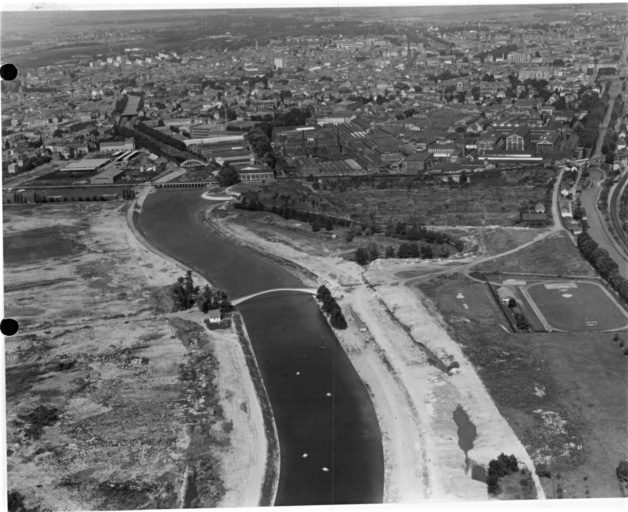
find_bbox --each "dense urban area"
[3,3,628,512]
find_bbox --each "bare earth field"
[418,272,628,500]
[3,202,266,510]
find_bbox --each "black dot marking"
[1,64,18,81]
[1,318,20,336]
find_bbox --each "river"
[138,189,384,506]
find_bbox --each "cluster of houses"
[2,10,626,182]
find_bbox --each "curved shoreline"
[126,193,280,507]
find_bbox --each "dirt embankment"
[4,202,267,510]
[205,203,547,502]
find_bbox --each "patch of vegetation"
[171,271,232,314]
[487,453,519,495]
[316,285,348,329]
[18,405,59,439]
[577,232,628,302]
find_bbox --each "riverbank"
[206,206,546,501]
[126,192,270,507]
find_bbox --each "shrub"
[620,341,625,348]
[624,348,628,356]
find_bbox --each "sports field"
[524,281,628,332]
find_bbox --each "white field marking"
[562,294,573,298]
[544,282,577,289]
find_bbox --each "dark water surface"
[139,189,383,505]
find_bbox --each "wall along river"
[138,189,384,505]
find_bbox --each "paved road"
[580,169,628,279]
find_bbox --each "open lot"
[3,202,262,510]
[475,232,596,277]
[321,168,556,228]
[4,225,78,264]
[418,273,628,500]
[524,280,628,332]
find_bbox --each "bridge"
[180,159,209,169]
[231,288,317,306]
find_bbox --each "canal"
[138,189,384,506]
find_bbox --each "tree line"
[577,232,628,301]
[315,285,347,330]
[234,194,353,229]
[354,241,447,266]
[574,89,609,149]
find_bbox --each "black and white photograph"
[1,1,627,511]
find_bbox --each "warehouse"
[90,167,126,185]
[62,159,111,172]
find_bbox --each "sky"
[1,0,626,13]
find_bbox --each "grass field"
[524,281,628,332]
[475,232,596,277]
[418,273,628,499]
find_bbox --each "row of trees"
[114,94,129,114]
[11,192,27,204]
[315,285,347,330]
[135,122,188,152]
[354,241,451,266]
[577,232,628,301]
[384,222,464,251]
[121,188,137,200]
[114,124,187,164]
[601,94,624,164]
[574,89,609,149]
[234,196,353,229]
[171,271,233,314]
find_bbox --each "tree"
[616,461,628,483]
[311,220,321,232]
[325,217,334,231]
[385,245,395,258]
[171,271,199,311]
[345,229,355,242]
[507,298,517,308]
[217,165,241,187]
[330,309,348,329]
[355,247,370,266]
[197,285,232,314]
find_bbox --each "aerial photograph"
[1,1,627,510]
